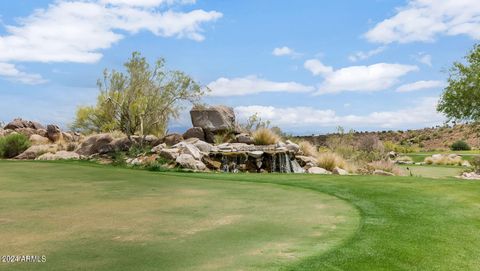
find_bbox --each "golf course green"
[1,161,480,270]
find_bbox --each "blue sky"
[0,0,478,135]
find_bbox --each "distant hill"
[293,123,480,151]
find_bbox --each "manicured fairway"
[0,161,357,271]
[1,161,480,270]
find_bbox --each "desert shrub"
[357,134,384,153]
[326,128,356,159]
[316,151,347,171]
[252,128,280,145]
[451,140,471,151]
[384,141,418,153]
[0,133,31,158]
[424,154,463,166]
[471,156,480,172]
[111,151,127,166]
[298,141,317,156]
[367,160,403,176]
[128,144,151,157]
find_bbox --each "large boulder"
[13,128,38,137]
[190,105,236,133]
[159,148,180,160]
[307,167,331,174]
[29,134,50,145]
[4,118,44,130]
[235,133,254,144]
[193,140,215,153]
[183,127,205,141]
[47,124,62,142]
[36,151,80,161]
[15,144,58,160]
[75,133,114,156]
[151,143,167,154]
[163,133,183,146]
[285,140,300,153]
[333,167,349,175]
[174,142,202,160]
[109,137,132,152]
[175,154,206,171]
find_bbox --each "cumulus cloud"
[314,63,418,95]
[396,80,445,92]
[303,59,333,76]
[272,46,301,58]
[235,97,443,131]
[365,0,480,44]
[348,46,386,62]
[0,0,222,64]
[101,0,196,7]
[206,75,314,96]
[0,63,47,85]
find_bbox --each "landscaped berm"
[0,160,480,270]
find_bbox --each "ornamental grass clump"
[298,140,318,157]
[252,128,280,145]
[316,151,347,172]
[424,154,463,166]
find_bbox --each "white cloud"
[348,46,386,62]
[304,59,333,76]
[207,75,314,96]
[417,53,432,66]
[101,0,196,7]
[0,63,46,85]
[396,80,445,92]
[315,63,418,95]
[235,97,443,131]
[365,0,480,44]
[272,46,301,58]
[0,0,222,63]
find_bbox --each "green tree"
[438,44,480,122]
[73,52,205,137]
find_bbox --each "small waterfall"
[221,155,229,173]
[271,154,277,173]
[291,159,305,173]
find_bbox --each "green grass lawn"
[1,161,480,270]
[399,164,464,179]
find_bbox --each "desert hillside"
[294,123,480,151]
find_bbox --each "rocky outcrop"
[4,118,44,130]
[159,148,180,160]
[190,105,236,133]
[29,134,50,145]
[163,133,183,146]
[15,144,58,160]
[183,127,205,141]
[175,154,206,171]
[333,167,349,175]
[47,124,62,142]
[36,151,80,161]
[151,143,167,154]
[307,167,331,174]
[75,133,114,156]
[235,133,254,144]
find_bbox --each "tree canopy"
[437,44,480,122]
[73,52,205,136]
